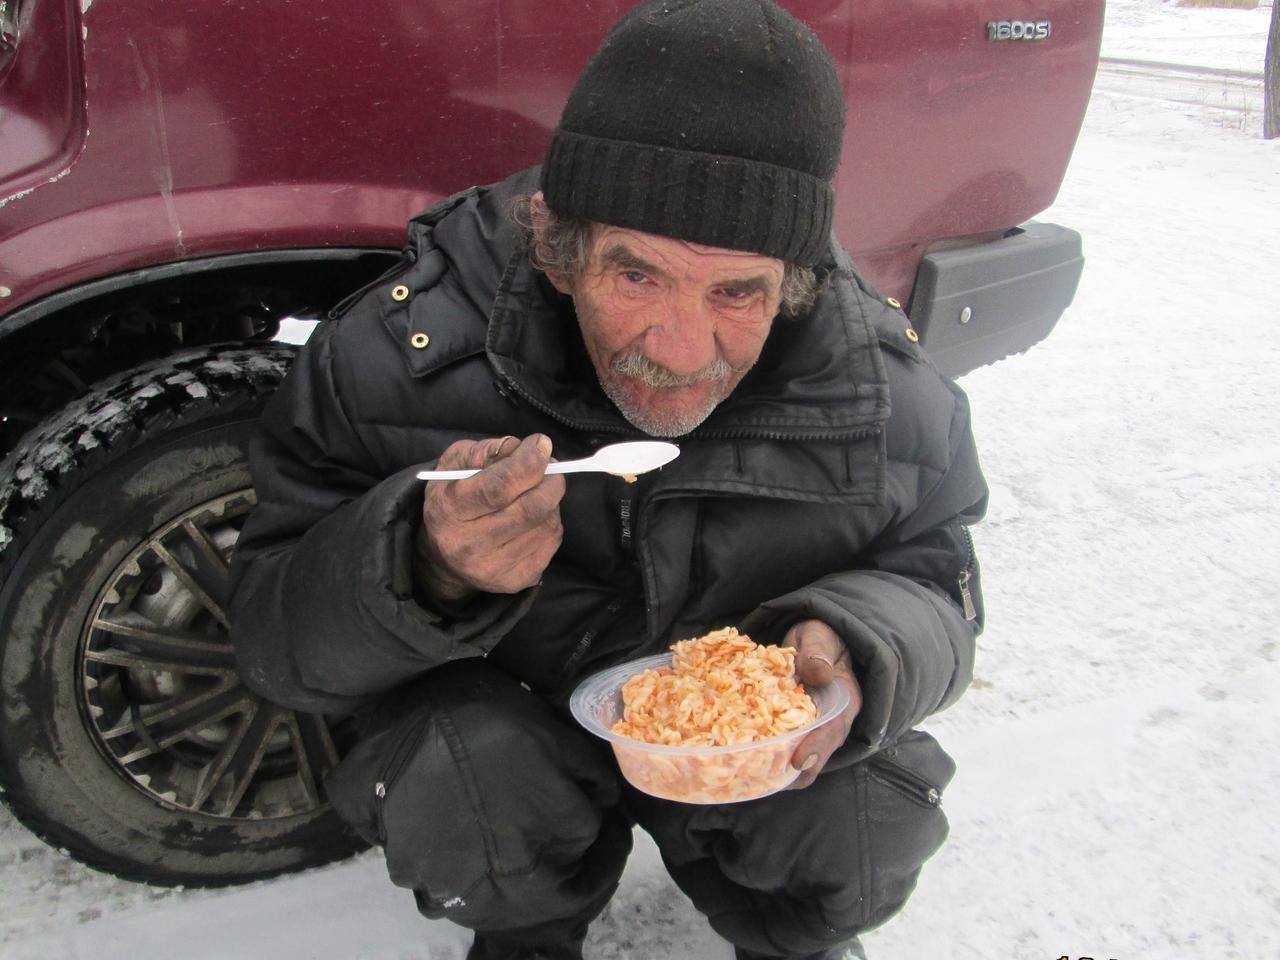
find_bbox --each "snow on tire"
[0,346,366,886]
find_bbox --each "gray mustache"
[611,351,732,388]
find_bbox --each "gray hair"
[510,195,823,319]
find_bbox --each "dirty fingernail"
[536,435,553,458]
[799,753,820,772]
[807,654,834,672]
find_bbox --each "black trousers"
[326,659,954,959]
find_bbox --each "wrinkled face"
[547,221,784,438]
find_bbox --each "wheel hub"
[78,489,342,820]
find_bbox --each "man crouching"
[230,2,987,957]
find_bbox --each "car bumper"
[909,221,1084,378]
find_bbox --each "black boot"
[466,931,586,960]
[734,938,867,960]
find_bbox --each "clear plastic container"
[570,652,850,804]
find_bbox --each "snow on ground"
[2,2,1277,958]
[1103,0,1272,72]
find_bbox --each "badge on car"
[987,21,1051,41]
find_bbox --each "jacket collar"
[486,243,891,443]
[399,168,892,503]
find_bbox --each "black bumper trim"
[909,221,1084,378]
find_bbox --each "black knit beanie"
[540,0,846,268]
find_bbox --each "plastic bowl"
[570,652,849,804]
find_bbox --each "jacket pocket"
[371,706,435,844]
[323,702,435,846]
[866,730,955,810]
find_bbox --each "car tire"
[0,345,366,886]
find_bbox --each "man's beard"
[598,349,737,437]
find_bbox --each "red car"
[0,0,1102,885]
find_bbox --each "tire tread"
[0,344,361,887]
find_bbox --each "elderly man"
[229,2,987,958]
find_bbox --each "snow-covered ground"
[1103,0,1271,71]
[3,1,1277,958]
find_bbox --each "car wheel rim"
[77,488,341,820]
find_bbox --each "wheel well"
[0,252,399,457]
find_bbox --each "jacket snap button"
[391,284,410,302]
[885,296,901,309]
[410,332,430,349]
[904,328,919,343]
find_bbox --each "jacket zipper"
[560,472,648,678]
[498,371,886,644]
[957,523,978,622]
[371,706,434,843]
[497,375,883,444]
[495,375,632,435]
[868,752,943,808]
[557,596,628,692]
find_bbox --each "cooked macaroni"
[607,628,820,803]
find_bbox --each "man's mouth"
[611,350,731,389]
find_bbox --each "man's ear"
[529,191,574,296]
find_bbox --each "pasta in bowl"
[570,628,849,804]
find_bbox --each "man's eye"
[621,271,649,285]
[715,287,751,302]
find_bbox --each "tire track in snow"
[1094,56,1264,117]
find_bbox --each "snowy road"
[3,1,1278,958]
[1095,56,1264,115]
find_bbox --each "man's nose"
[641,295,717,377]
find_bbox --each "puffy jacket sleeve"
[228,324,535,715]
[742,378,987,764]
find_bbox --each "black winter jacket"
[228,168,988,763]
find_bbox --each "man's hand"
[786,619,862,790]
[416,434,565,604]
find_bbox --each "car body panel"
[0,0,1103,317]
[0,0,87,201]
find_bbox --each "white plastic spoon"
[415,440,680,482]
